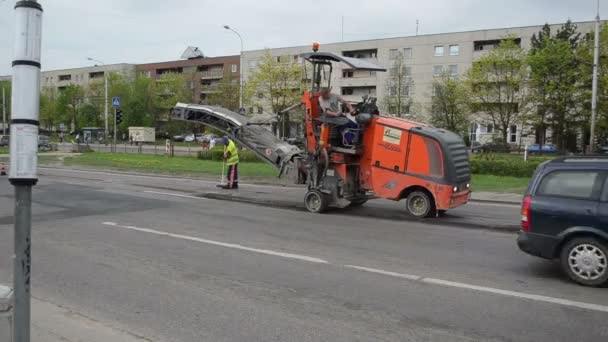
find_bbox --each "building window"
[248,107,254,114]
[469,123,478,142]
[89,71,104,79]
[342,71,354,78]
[404,66,412,78]
[434,46,444,56]
[389,49,400,59]
[257,107,263,114]
[59,74,71,81]
[449,45,460,56]
[403,48,412,58]
[248,60,257,70]
[509,125,517,143]
[486,124,494,133]
[231,64,237,73]
[448,64,458,76]
[433,65,444,76]
[342,88,354,95]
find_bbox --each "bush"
[470,154,552,177]
[197,147,262,163]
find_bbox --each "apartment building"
[242,21,597,145]
[41,63,136,94]
[136,49,240,104]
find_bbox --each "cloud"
[0,0,602,75]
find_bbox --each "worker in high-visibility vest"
[220,136,239,189]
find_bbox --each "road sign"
[112,97,121,108]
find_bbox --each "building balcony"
[200,71,224,79]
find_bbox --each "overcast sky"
[0,0,603,75]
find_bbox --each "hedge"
[197,148,262,163]
[470,154,553,178]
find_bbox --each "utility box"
[129,127,155,143]
[0,284,13,342]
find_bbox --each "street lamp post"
[589,0,601,153]
[87,57,108,141]
[224,25,244,112]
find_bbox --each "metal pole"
[2,87,6,135]
[589,0,600,153]
[104,72,108,142]
[341,16,344,41]
[10,1,43,342]
[113,107,117,149]
[224,26,244,111]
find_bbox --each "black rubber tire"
[438,209,448,217]
[304,190,329,214]
[348,199,368,207]
[560,237,608,287]
[406,191,436,218]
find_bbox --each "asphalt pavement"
[0,168,607,341]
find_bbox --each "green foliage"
[56,84,84,132]
[383,55,413,117]
[466,38,528,143]
[470,153,553,177]
[207,76,240,111]
[0,80,11,124]
[197,147,262,162]
[245,51,303,137]
[430,73,470,135]
[528,21,586,152]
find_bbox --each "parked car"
[477,142,511,153]
[172,134,186,142]
[517,156,608,286]
[38,135,50,148]
[528,143,558,154]
[201,133,218,143]
[0,135,9,147]
[184,134,196,143]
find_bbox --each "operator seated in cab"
[318,87,359,146]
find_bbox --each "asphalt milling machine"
[172,45,471,218]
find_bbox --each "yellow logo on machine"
[383,127,402,145]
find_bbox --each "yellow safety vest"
[225,139,239,165]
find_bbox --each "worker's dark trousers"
[227,163,239,188]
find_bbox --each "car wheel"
[304,190,329,213]
[406,191,436,218]
[560,237,608,287]
[438,209,447,217]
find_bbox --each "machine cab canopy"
[299,52,386,72]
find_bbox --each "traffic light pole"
[113,107,117,151]
[10,1,43,341]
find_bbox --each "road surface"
[0,169,606,341]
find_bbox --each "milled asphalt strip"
[101,221,608,314]
[143,190,208,200]
[102,222,328,264]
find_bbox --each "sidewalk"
[32,297,151,342]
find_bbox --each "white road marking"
[100,220,608,314]
[101,222,328,264]
[344,265,421,280]
[143,190,207,200]
[421,278,608,313]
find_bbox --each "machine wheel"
[560,237,608,287]
[348,199,368,207]
[304,190,329,213]
[438,210,448,217]
[405,191,435,218]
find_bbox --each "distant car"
[184,134,196,143]
[172,134,186,142]
[0,135,9,147]
[528,143,558,154]
[201,133,218,143]
[517,156,608,286]
[38,135,49,148]
[478,142,511,153]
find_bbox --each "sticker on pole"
[9,124,38,179]
[112,97,121,108]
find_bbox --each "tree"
[466,38,528,143]
[430,73,470,135]
[39,89,59,131]
[383,54,413,117]
[155,72,198,136]
[245,51,303,137]
[577,22,608,147]
[56,84,84,132]
[528,21,584,152]
[207,76,240,112]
